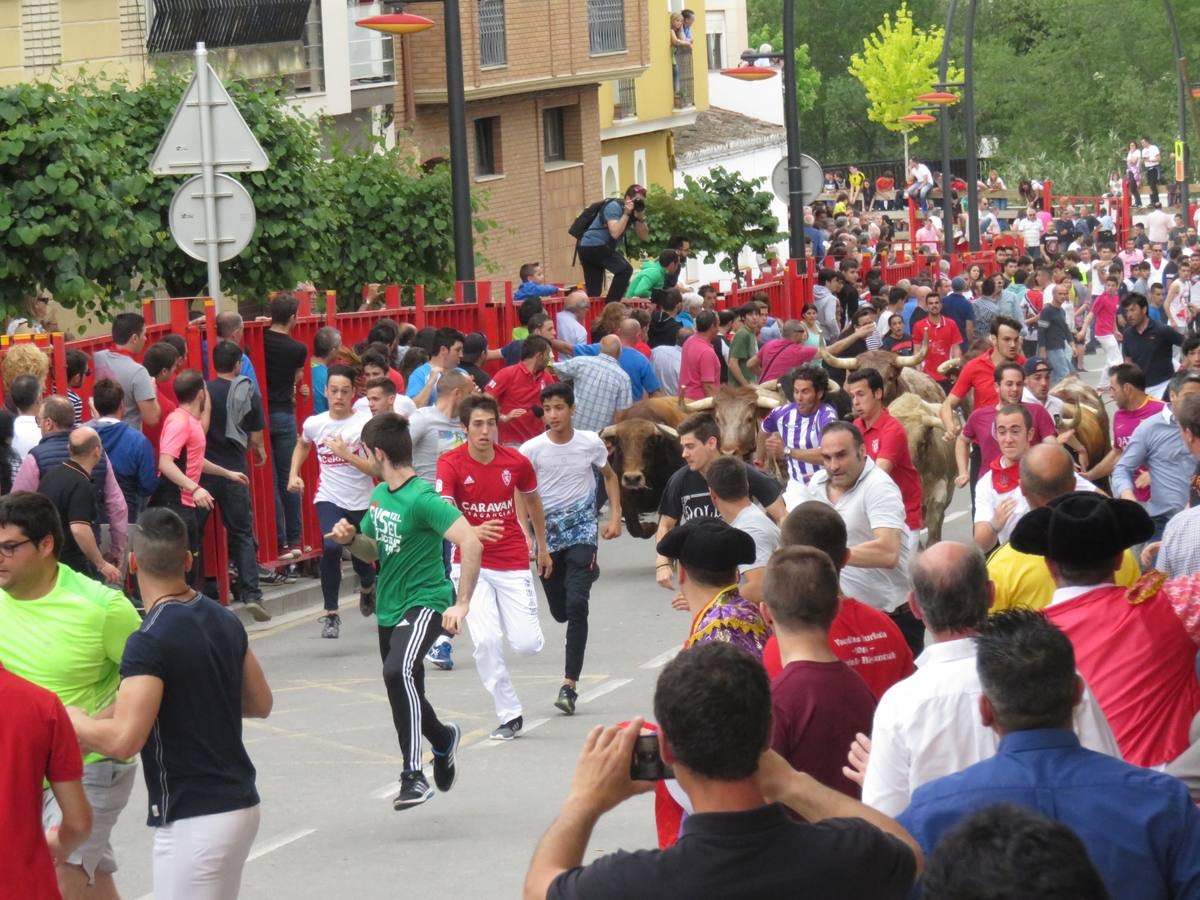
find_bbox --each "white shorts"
[152,804,261,900]
[43,759,137,882]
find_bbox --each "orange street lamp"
[721,66,777,81]
[356,12,435,33]
[900,113,937,125]
[916,90,958,105]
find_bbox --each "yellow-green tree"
[847,3,962,166]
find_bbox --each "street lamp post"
[1163,0,1189,221]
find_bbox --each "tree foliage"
[627,167,785,279]
[847,3,962,154]
[0,70,478,321]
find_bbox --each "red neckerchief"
[108,346,140,361]
[990,457,1020,494]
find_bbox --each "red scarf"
[990,457,1020,494]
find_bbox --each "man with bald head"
[852,541,1117,816]
[555,290,590,346]
[989,445,1140,612]
[207,310,260,389]
[38,427,122,584]
[548,334,632,433]
[566,322,662,401]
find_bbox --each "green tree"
[848,3,962,165]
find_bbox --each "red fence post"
[170,296,191,335]
[1042,179,1053,213]
[414,285,427,328]
[325,290,337,328]
[142,298,156,326]
[203,300,217,375]
[385,283,401,309]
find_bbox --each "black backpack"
[568,198,612,242]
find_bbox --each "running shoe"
[432,723,461,792]
[426,639,453,670]
[489,715,523,741]
[259,566,293,585]
[359,585,376,618]
[554,684,578,716]
[320,613,341,639]
[280,545,301,561]
[241,600,272,622]
[394,770,434,811]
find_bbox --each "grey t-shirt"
[93,349,156,431]
[730,503,781,576]
[409,406,466,485]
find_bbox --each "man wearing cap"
[1020,355,1065,420]
[941,277,975,352]
[1011,491,1200,770]
[656,517,767,657]
[1112,370,1200,542]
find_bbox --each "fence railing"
[478,0,507,67]
[587,0,625,54]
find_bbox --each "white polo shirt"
[786,457,911,613]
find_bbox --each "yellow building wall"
[601,132,673,192]
[0,0,148,88]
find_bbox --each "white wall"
[706,69,784,126]
[703,0,747,72]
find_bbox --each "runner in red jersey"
[437,394,551,741]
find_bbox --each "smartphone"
[630,732,674,781]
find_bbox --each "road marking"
[640,647,679,670]
[577,678,633,704]
[943,511,967,524]
[475,716,551,749]
[134,828,317,898]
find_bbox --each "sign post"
[150,42,269,304]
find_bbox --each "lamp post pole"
[435,0,476,300]
[781,0,805,262]
[937,0,959,257]
[1163,0,1189,221]
[963,0,980,250]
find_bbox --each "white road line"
[577,678,633,704]
[639,647,679,670]
[476,716,551,749]
[943,511,967,524]
[134,828,317,898]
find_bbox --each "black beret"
[1009,491,1154,564]
[656,517,757,571]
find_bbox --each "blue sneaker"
[426,640,453,670]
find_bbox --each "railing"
[613,77,637,119]
[587,0,625,54]
[348,0,396,84]
[674,48,694,109]
[478,0,507,67]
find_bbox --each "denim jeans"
[268,410,301,548]
[1045,347,1071,386]
[315,502,376,612]
[201,474,261,604]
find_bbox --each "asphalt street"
[109,356,1109,897]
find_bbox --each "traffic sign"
[771,154,824,207]
[149,64,269,175]
[169,174,256,263]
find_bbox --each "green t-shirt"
[729,326,757,383]
[361,476,462,627]
[0,564,140,764]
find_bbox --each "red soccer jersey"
[911,316,963,379]
[951,353,999,407]
[437,444,537,571]
[387,367,406,394]
[486,363,556,445]
[763,597,916,700]
[0,667,83,900]
[857,409,922,529]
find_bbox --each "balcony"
[587,0,626,55]
[348,1,395,86]
[613,76,637,120]
[673,47,694,109]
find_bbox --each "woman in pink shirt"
[1080,274,1122,382]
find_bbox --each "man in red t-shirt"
[0,665,92,900]
[940,315,1024,439]
[957,361,1058,483]
[486,335,557,446]
[762,546,877,799]
[437,394,551,741]
[762,502,915,699]
[847,369,923,547]
[911,292,962,388]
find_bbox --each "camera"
[633,197,646,213]
[630,732,674,781]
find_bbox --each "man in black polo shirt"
[38,427,122,584]
[1122,293,1183,398]
[524,641,919,899]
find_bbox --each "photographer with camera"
[575,185,650,302]
[522,641,920,899]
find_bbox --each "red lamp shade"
[721,66,777,81]
[356,13,435,34]
[915,91,958,105]
[1192,87,1200,99]
[900,113,937,125]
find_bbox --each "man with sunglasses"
[0,492,141,899]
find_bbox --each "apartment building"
[391,0,649,284]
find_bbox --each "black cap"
[656,517,756,571]
[1009,491,1154,564]
[1023,357,1052,376]
[461,331,488,363]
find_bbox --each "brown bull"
[680,385,781,459]
[1051,377,1111,488]
[615,395,688,428]
[820,336,946,405]
[599,415,683,539]
[887,393,957,543]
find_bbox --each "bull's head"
[819,333,928,372]
[600,422,679,490]
[682,387,778,459]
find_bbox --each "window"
[587,0,625,54]
[479,0,507,67]
[474,116,501,177]
[543,107,566,163]
[706,31,722,71]
[348,1,395,84]
[613,77,637,119]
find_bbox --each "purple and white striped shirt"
[761,402,838,483]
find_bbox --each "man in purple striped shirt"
[762,365,839,485]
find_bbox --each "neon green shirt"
[0,564,140,764]
[361,476,461,627]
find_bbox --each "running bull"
[600,399,685,539]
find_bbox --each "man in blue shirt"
[406,328,466,407]
[898,610,1200,900]
[576,185,649,301]
[941,277,975,351]
[569,318,663,401]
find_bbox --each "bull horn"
[756,396,781,410]
[758,379,780,393]
[599,425,618,438]
[936,358,959,375]
[655,424,679,439]
[684,397,715,412]
[895,333,929,369]
[818,338,860,371]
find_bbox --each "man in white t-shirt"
[1145,203,1173,245]
[353,376,418,420]
[288,365,378,638]
[519,383,621,716]
[905,161,934,213]
[706,455,780,605]
[1141,137,1162,207]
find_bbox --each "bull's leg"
[623,504,658,539]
